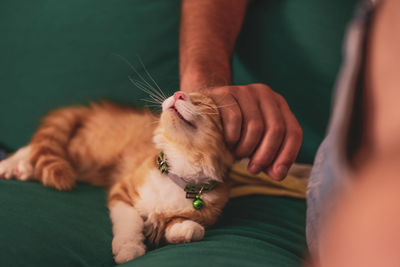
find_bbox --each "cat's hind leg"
[109,200,146,264]
[0,146,33,181]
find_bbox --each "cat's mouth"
[170,106,196,128]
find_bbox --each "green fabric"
[0,180,113,266]
[123,195,307,267]
[0,0,180,151]
[0,179,306,267]
[0,0,359,266]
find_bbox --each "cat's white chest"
[135,169,194,216]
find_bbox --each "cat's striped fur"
[0,92,234,263]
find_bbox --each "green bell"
[192,195,204,210]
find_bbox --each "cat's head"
[153,91,233,181]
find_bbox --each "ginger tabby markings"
[0,91,234,264]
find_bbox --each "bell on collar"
[192,195,204,210]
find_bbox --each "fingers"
[234,89,264,158]
[247,88,285,175]
[264,94,303,180]
[245,86,302,181]
[211,90,242,148]
[204,84,302,181]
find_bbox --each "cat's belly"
[135,169,218,217]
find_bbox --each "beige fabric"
[229,160,312,199]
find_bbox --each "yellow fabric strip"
[228,161,311,199]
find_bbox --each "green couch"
[0,0,357,266]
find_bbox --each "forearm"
[179,0,249,91]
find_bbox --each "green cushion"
[0,179,306,267]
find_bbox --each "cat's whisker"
[130,78,164,103]
[214,103,236,109]
[146,105,162,109]
[145,106,162,111]
[134,79,165,102]
[179,105,197,117]
[199,112,219,115]
[200,107,218,112]
[113,53,166,102]
[142,101,162,106]
[131,79,162,100]
[129,61,165,101]
[148,119,161,125]
[142,100,162,106]
[137,55,167,100]
[143,93,163,104]
[149,95,164,105]
[141,99,163,106]
[198,112,219,117]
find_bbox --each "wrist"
[180,62,232,92]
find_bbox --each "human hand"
[202,84,302,180]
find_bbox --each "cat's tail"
[29,106,89,190]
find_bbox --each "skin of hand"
[180,0,303,180]
[200,84,302,180]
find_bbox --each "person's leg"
[316,0,400,266]
[317,159,400,267]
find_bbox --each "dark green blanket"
[0,0,357,266]
[0,180,306,267]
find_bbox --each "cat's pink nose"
[173,91,186,101]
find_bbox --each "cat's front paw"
[165,220,205,244]
[112,236,146,264]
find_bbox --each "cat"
[0,91,234,264]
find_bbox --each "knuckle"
[257,84,274,96]
[274,93,285,103]
[252,83,269,89]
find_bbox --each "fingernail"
[248,163,262,174]
[277,165,288,179]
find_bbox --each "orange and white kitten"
[0,91,234,263]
